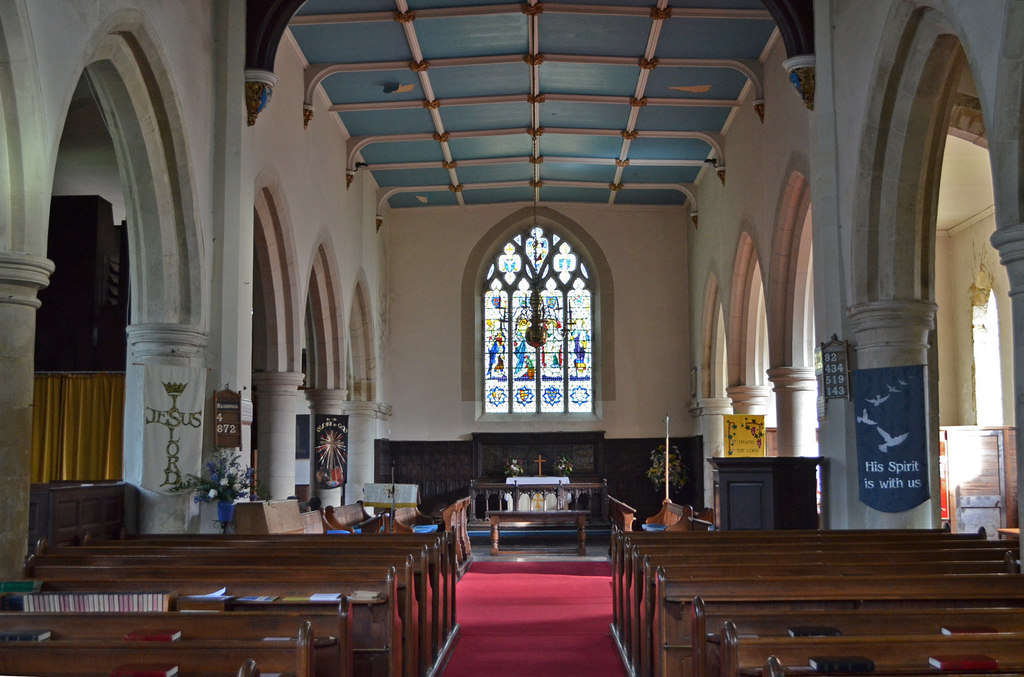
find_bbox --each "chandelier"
[523,280,547,348]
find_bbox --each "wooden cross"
[533,454,546,476]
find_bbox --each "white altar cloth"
[363,483,419,508]
[505,476,570,485]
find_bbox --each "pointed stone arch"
[252,171,301,373]
[348,274,376,402]
[768,164,814,368]
[727,229,768,386]
[305,241,346,391]
[698,273,727,399]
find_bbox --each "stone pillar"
[767,366,819,457]
[339,401,392,505]
[689,396,733,509]
[304,388,348,506]
[251,371,304,501]
[124,323,208,534]
[0,252,53,577]
[991,224,1024,552]
[848,299,937,528]
[725,385,772,414]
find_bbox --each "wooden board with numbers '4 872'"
[213,390,242,448]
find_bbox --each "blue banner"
[851,364,929,512]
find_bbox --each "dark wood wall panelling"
[376,434,704,521]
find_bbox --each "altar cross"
[533,454,546,476]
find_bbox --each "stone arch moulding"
[988,3,1024,229]
[727,229,767,386]
[460,206,615,404]
[767,163,813,368]
[305,241,346,391]
[253,172,302,372]
[80,13,204,326]
[698,273,724,399]
[348,273,377,402]
[851,5,967,306]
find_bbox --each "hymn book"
[787,625,842,637]
[808,656,875,673]
[110,665,179,677]
[123,629,181,642]
[940,624,998,635]
[928,654,999,670]
[0,628,51,641]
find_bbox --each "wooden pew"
[440,497,472,577]
[0,606,353,677]
[323,503,386,533]
[0,619,315,677]
[609,496,637,533]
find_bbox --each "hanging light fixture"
[523,200,548,348]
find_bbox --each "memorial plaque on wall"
[314,414,348,489]
[213,389,242,448]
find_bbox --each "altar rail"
[468,479,608,523]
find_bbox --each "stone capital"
[340,400,393,420]
[689,396,733,417]
[767,366,818,392]
[305,388,349,413]
[126,323,207,360]
[0,251,55,308]
[990,224,1024,296]
[848,299,936,367]
[251,371,305,395]
[726,385,772,413]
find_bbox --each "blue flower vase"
[217,500,235,523]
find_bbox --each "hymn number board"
[820,336,851,400]
[214,389,242,448]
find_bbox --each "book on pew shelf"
[940,624,998,635]
[928,654,999,670]
[0,580,42,593]
[0,628,51,641]
[110,664,178,677]
[235,595,278,603]
[176,596,230,612]
[808,656,875,673]
[309,592,342,602]
[788,626,842,637]
[123,629,181,642]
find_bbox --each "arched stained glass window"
[483,225,592,414]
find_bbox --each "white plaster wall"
[935,214,1013,426]
[383,203,690,440]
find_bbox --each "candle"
[664,415,670,503]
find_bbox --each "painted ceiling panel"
[539,14,653,58]
[388,190,461,208]
[428,63,530,98]
[644,66,750,100]
[370,166,453,187]
[338,107,438,136]
[462,185,537,205]
[541,162,617,184]
[359,139,446,165]
[454,161,534,185]
[615,188,689,205]
[655,18,776,60]
[539,62,640,97]
[447,134,533,160]
[416,15,529,58]
[406,0,514,9]
[440,101,532,133]
[539,133,626,159]
[634,105,732,132]
[322,70,424,105]
[290,23,411,63]
[621,164,700,184]
[540,100,632,130]
[295,0,392,14]
[627,136,713,160]
[540,185,611,203]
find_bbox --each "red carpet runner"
[443,561,626,676]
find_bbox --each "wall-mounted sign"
[213,389,242,449]
[819,334,851,400]
[314,414,349,490]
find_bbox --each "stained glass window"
[483,225,592,414]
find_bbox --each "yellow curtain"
[31,373,125,482]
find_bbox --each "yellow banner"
[723,414,766,457]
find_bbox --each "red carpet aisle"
[443,561,626,677]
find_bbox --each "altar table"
[486,509,589,556]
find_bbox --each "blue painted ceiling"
[289,0,778,211]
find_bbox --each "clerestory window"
[482,225,592,414]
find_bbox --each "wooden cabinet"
[709,457,822,530]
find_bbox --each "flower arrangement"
[554,454,574,475]
[504,457,525,477]
[171,448,255,503]
[646,444,687,491]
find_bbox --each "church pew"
[0,619,315,677]
[715,621,1024,677]
[653,572,1024,677]
[27,565,408,677]
[27,546,440,677]
[0,607,353,677]
[440,496,472,577]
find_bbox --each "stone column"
[848,299,937,529]
[991,224,1024,551]
[688,396,733,509]
[304,388,348,506]
[725,385,772,414]
[124,323,208,534]
[0,252,53,577]
[251,371,304,502]
[339,401,392,505]
[767,366,819,457]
